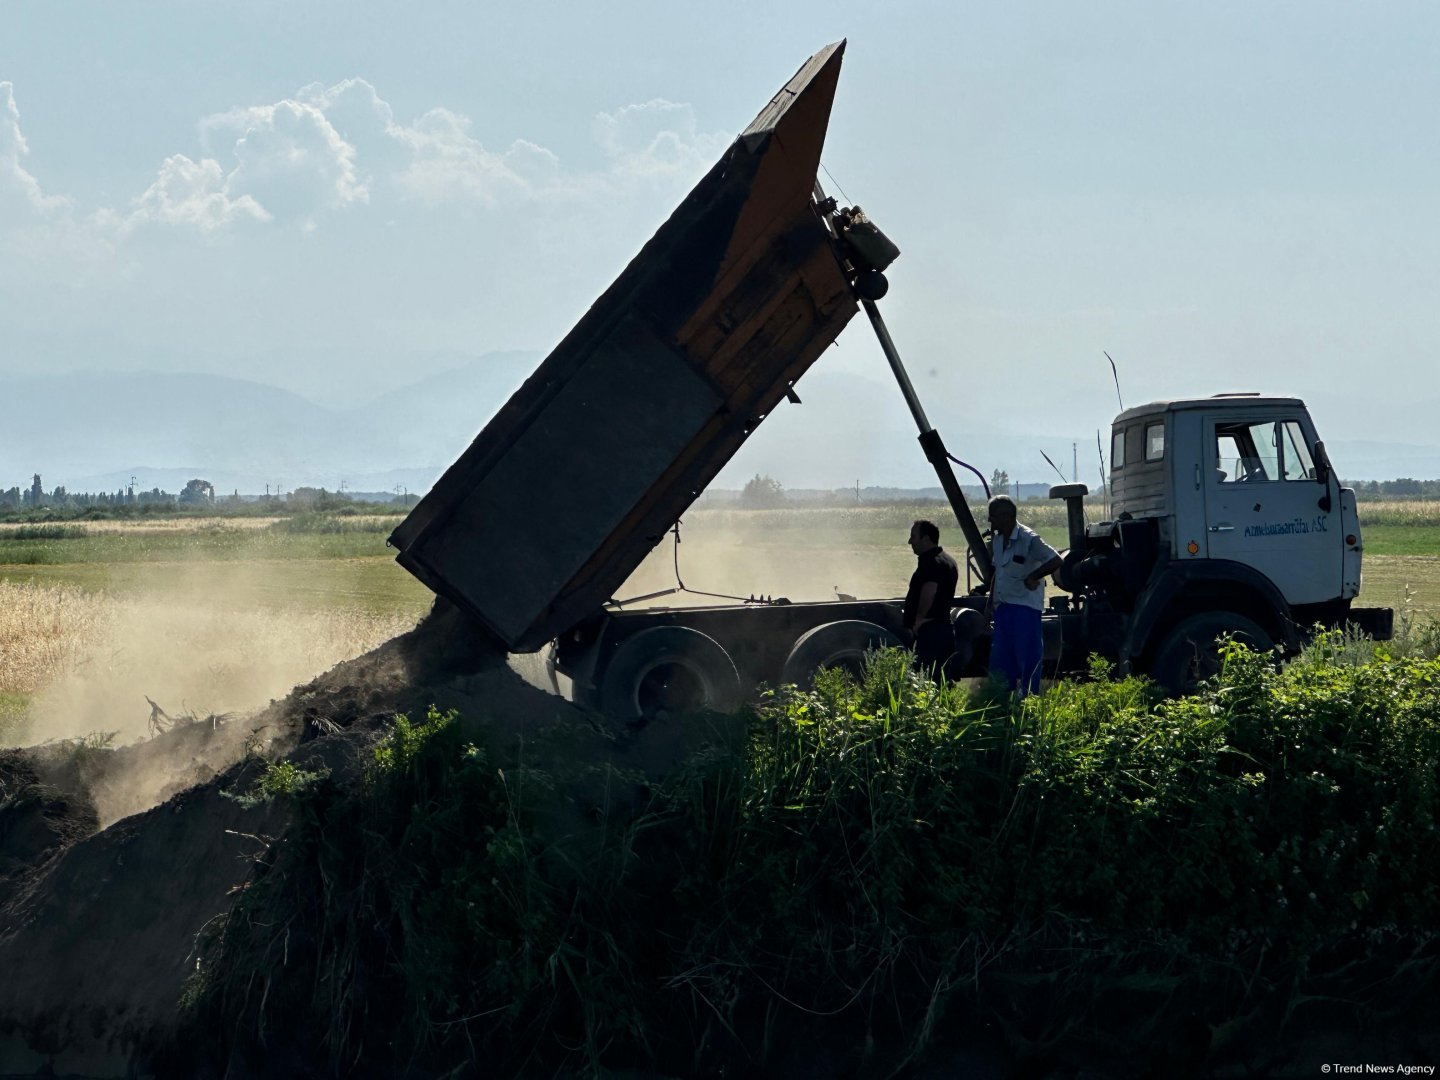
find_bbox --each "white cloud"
[593,99,730,180]
[201,99,366,224]
[6,75,734,246]
[296,78,401,170]
[392,108,556,204]
[126,154,271,233]
[0,81,68,215]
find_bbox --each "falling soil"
[0,599,682,1077]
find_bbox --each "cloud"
[8,75,733,245]
[0,81,68,216]
[593,99,730,180]
[392,108,558,204]
[279,79,724,207]
[296,77,402,172]
[126,154,271,233]
[201,98,366,224]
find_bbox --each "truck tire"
[944,608,988,679]
[780,620,904,688]
[598,626,742,722]
[1150,611,1273,696]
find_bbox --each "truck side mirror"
[1313,440,1333,512]
[1312,440,1332,485]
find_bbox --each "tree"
[740,473,787,509]
[989,468,1010,494]
[179,479,215,505]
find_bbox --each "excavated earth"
[0,601,695,1078]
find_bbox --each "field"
[0,515,429,744]
[3,501,1439,745]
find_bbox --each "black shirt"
[903,546,959,628]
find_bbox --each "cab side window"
[1281,421,1316,481]
[1215,421,1281,483]
[1144,422,1165,462]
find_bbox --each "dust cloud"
[9,568,417,825]
[614,508,918,608]
[26,583,413,746]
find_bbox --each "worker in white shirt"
[984,495,1062,695]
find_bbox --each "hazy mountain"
[1,355,538,495]
[347,351,539,466]
[3,359,1435,497]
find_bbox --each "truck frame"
[390,41,1392,717]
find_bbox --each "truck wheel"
[1150,612,1273,696]
[944,608,988,679]
[780,620,904,688]
[598,626,742,723]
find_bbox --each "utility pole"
[1072,442,1078,483]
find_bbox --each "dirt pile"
[0,599,666,1076]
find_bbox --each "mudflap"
[1347,606,1395,642]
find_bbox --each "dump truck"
[390,41,1393,715]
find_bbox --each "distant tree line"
[0,474,413,519]
[0,473,186,511]
[1346,478,1440,497]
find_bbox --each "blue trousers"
[990,603,1043,695]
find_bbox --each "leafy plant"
[222,759,329,808]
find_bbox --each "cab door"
[1202,413,1342,605]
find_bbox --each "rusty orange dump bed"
[389,43,858,652]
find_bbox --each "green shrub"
[267,513,392,535]
[188,644,1440,1075]
[222,759,330,808]
[1,523,87,540]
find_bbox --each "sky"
[4,1,1439,489]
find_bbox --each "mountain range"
[3,355,1436,496]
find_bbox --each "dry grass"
[0,517,281,536]
[0,578,418,746]
[1356,499,1440,527]
[0,581,113,696]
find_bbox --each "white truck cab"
[1051,393,1388,692]
[1111,394,1359,608]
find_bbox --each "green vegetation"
[266,513,395,535]
[188,640,1440,1074]
[0,524,89,541]
[0,692,28,743]
[0,497,408,525]
[223,759,331,808]
[0,527,394,566]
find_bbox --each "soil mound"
[0,600,640,1076]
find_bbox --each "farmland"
[3,500,1439,744]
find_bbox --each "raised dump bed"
[390,42,858,653]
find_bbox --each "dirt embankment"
[0,600,655,1077]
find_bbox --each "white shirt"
[991,523,1060,611]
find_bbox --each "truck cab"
[1054,394,1389,691]
[1115,395,1357,605]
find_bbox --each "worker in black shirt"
[903,519,959,673]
